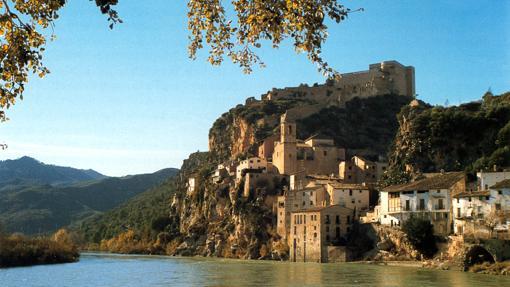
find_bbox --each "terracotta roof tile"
[382,172,465,192]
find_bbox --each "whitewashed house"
[379,172,465,236]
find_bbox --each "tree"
[0,0,359,119]
[402,216,437,258]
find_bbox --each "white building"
[452,179,510,237]
[490,179,510,213]
[477,171,510,191]
[379,172,465,236]
[236,157,271,181]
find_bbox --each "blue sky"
[0,0,508,176]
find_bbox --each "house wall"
[276,187,328,243]
[236,157,270,181]
[477,171,510,191]
[326,185,370,213]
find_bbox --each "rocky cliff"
[382,91,510,186]
[164,90,413,259]
[209,94,413,162]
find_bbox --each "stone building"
[325,182,371,216]
[262,61,415,107]
[272,113,346,176]
[276,186,328,242]
[339,156,388,184]
[378,172,466,236]
[289,205,355,262]
[258,134,279,161]
[242,172,287,198]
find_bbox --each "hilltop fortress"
[255,60,415,107]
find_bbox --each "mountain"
[382,91,510,186]
[0,156,106,187]
[0,167,179,235]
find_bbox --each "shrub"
[402,217,437,258]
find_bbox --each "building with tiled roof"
[378,172,466,236]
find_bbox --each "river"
[0,253,509,286]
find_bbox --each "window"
[325,215,330,224]
[457,198,459,204]
[323,151,327,156]
[485,184,488,190]
[348,175,352,179]
[314,233,317,238]
[405,200,410,211]
[349,189,353,196]
[336,227,340,239]
[486,196,490,200]
[336,215,340,224]
[302,201,305,206]
[310,201,313,206]
[479,196,484,200]
[469,197,472,202]
[326,235,330,242]
[496,203,501,210]
[359,190,363,193]
[498,190,503,195]
[438,199,444,210]
[294,226,296,235]
[419,199,425,210]
[457,208,461,218]
[347,216,351,224]
[326,226,330,232]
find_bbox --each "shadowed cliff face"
[383,92,510,186]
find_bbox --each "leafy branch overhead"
[0,0,355,118]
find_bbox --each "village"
[187,62,510,264]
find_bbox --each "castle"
[261,60,415,107]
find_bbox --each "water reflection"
[0,253,508,287]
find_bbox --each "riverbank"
[0,234,79,268]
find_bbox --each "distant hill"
[0,156,106,187]
[0,167,179,235]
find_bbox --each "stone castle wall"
[262,61,415,107]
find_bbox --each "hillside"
[0,156,106,187]
[0,168,178,235]
[76,177,177,243]
[209,94,412,161]
[383,91,510,185]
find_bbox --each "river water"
[0,253,509,286]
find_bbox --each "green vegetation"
[383,92,510,185]
[0,167,178,235]
[297,94,413,157]
[0,229,79,268]
[402,217,437,258]
[77,177,178,245]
